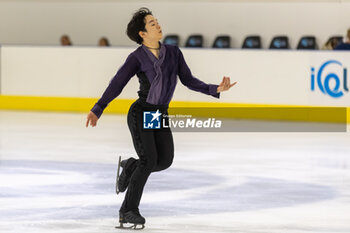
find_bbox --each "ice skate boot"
[115,210,146,230]
[116,156,135,194]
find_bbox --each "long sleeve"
[91,53,140,118]
[177,48,220,99]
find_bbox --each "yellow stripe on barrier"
[0,95,133,114]
[0,95,349,123]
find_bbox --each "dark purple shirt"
[91,43,220,118]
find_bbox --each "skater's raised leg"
[117,157,138,194]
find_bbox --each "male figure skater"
[86,8,236,229]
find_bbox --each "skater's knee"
[139,158,157,172]
[160,160,172,171]
[156,155,173,171]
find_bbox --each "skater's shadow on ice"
[0,160,336,221]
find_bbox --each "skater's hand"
[217,76,237,93]
[86,111,98,127]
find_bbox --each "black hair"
[126,7,153,44]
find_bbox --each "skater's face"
[139,15,163,43]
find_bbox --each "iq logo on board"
[311,60,348,98]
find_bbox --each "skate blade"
[115,223,145,230]
[116,156,121,195]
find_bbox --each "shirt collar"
[141,41,166,63]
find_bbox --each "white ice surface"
[0,110,349,233]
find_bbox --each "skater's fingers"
[225,78,229,88]
[86,114,93,128]
[220,77,225,86]
[230,81,237,88]
[91,119,97,127]
[222,77,228,90]
[86,111,99,128]
[224,77,228,87]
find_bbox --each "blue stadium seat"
[269,36,289,49]
[163,35,179,46]
[185,35,203,48]
[297,36,317,50]
[212,35,231,48]
[242,36,261,49]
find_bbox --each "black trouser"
[120,99,174,212]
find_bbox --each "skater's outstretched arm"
[177,48,237,96]
[86,53,140,128]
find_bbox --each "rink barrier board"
[0,95,348,123]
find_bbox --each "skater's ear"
[139,30,147,40]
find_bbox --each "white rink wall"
[0,45,349,107]
[0,0,350,48]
